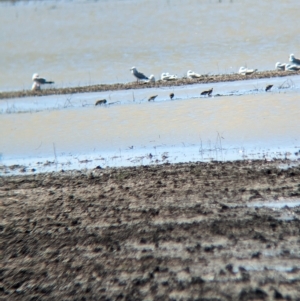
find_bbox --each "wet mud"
[1,70,300,100]
[2,160,300,300]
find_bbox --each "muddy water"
[1,78,300,172]
[1,0,300,91]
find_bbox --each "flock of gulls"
[128,54,300,84]
[31,53,300,105]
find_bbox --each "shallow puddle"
[233,264,298,273]
[248,199,300,209]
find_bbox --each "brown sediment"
[1,69,299,100]
[2,159,300,299]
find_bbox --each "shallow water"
[1,0,300,173]
[248,199,300,209]
[1,0,300,91]
[1,78,300,173]
[2,87,300,157]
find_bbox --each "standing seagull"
[289,54,300,65]
[265,84,273,92]
[130,67,149,82]
[32,73,54,90]
[31,81,41,91]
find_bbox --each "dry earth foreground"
[1,70,300,99]
[1,160,300,300]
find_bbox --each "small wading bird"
[187,70,201,79]
[275,62,286,71]
[95,99,107,106]
[32,73,54,91]
[130,67,148,82]
[148,95,158,102]
[289,54,300,65]
[201,88,213,96]
[169,93,174,100]
[265,84,273,92]
[238,67,257,75]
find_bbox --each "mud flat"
[1,159,300,300]
[1,70,300,100]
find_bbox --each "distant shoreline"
[1,69,299,100]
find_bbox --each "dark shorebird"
[289,54,300,65]
[148,95,158,102]
[200,88,213,96]
[265,84,273,92]
[130,67,149,82]
[32,73,54,90]
[169,93,174,100]
[95,99,107,106]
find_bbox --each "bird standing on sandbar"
[32,73,54,90]
[289,54,300,65]
[201,88,213,96]
[31,81,41,91]
[130,67,149,82]
[169,93,174,100]
[265,84,273,92]
[148,95,158,102]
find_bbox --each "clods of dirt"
[1,160,300,300]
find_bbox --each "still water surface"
[1,77,300,171]
[1,0,300,91]
[1,0,300,172]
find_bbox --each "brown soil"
[1,160,300,300]
[1,70,299,100]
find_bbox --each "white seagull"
[285,64,300,71]
[187,70,201,79]
[289,54,300,65]
[161,72,178,81]
[32,73,54,90]
[31,81,41,91]
[130,67,149,82]
[275,62,286,71]
[148,74,156,83]
[238,67,257,75]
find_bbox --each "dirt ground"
[1,159,300,300]
[1,69,299,100]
